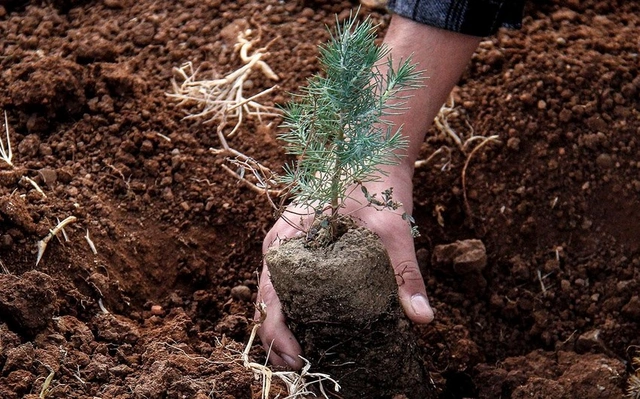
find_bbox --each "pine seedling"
[278,13,422,234]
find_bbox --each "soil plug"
[266,13,435,398]
[267,226,432,398]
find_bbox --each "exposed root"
[170,27,286,210]
[36,216,78,266]
[38,366,55,399]
[244,303,341,399]
[628,357,640,399]
[431,96,503,228]
[1,110,14,168]
[0,259,10,274]
[434,96,498,155]
[414,146,452,171]
[206,118,283,209]
[21,176,47,198]
[168,28,280,138]
[85,229,98,255]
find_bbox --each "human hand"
[256,169,434,370]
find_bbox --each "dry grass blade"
[36,216,78,266]
[1,110,14,168]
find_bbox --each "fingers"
[394,259,434,324]
[257,209,311,370]
[373,217,434,324]
[256,263,304,370]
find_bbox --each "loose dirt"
[0,0,638,398]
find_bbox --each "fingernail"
[281,353,298,368]
[410,294,432,317]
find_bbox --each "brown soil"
[0,0,638,398]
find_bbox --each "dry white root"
[243,303,341,399]
[2,111,47,197]
[1,110,13,168]
[21,176,47,198]
[36,216,77,266]
[168,28,280,138]
[433,96,500,154]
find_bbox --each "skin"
[257,14,482,369]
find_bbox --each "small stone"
[507,137,520,151]
[300,7,314,18]
[543,259,560,273]
[66,186,79,197]
[519,92,533,104]
[576,329,605,354]
[595,153,613,168]
[110,364,133,376]
[622,296,640,319]
[360,0,388,9]
[150,305,163,315]
[230,285,252,301]
[103,0,124,8]
[37,168,57,188]
[432,239,487,275]
[559,108,572,122]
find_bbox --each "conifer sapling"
[278,14,422,238]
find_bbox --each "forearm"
[382,15,481,178]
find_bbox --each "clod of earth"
[266,224,436,399]
[0,271,57,336]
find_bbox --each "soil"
[0,0,638,398]
[266,224,433,398]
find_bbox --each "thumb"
[383,235,434,324]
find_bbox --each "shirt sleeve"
[386,0,526,36]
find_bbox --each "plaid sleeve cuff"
[387,0,525,36]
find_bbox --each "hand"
[255,169,434,370]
